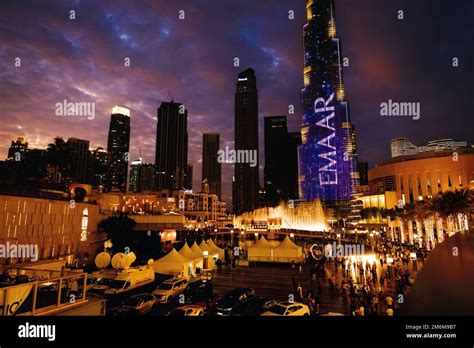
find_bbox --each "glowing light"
[112,106,130,117]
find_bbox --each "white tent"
[153,248,193,279]
[273,236,303,263]
[178,242,203,274]
[206,239,225,259]
[248,236,274,262]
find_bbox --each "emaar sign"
[314,92,338,185]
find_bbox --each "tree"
[99,213,136,254]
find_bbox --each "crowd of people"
[292,237,428,316]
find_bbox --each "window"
[81,208,88,242]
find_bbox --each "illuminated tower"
[298,0,358,202]
[106,106,130,192]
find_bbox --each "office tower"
[130,159,155,192]
[202,133,221,198]
[7,137,28,161]
[106,106,130,192]
[155,101,188,190]
[358,161,369,186]
[88,147,108,190]
[287,132,302,199]
[129,159,142,192]
[264,116,289,206]
[184,163,193,191]
[298,0,357,202]
[233,68,259,215]
[67,138,89,184]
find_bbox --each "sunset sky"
[1,0,473,205]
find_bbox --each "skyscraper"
[264,116,289,206]
[287,131,302,200]
[130,159,155,192]
[298,0,358,202]
[106,106,130,192]
[233,68,259,215]
[88,147,108,190]
[202,133,221,198]
[67,138,89,184]
[155,101,188,191]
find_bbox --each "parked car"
[214,288,255,316]
[194,293,224,313]
[261,301,310,316]
[108,293,157,316]
[168,305,205,316]
[152,278,188,303]
[233,296,277,316]
[183,279,213,302]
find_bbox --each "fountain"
[234,200,328,232]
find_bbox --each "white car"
[152,278,188,303]
[261,302,310,316]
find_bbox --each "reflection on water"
[234,200,328,232]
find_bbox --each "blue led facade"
[298,0,358,202]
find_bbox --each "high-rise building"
[264,116,289,206]
[298,0,358,202]
[88,147,108,190]
[67,138,89,184]
[130,159,155,192]
[202,133,221,198]
[155,101,188,191]
[287,131,302,200]
[106,106,130,192]
[233,68,259,215]
[7,137,28,161]
[184,163,193,191]
[358,161,369,186]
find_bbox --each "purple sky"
[1,0,473,206]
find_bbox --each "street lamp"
[290,233,295,238]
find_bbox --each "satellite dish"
[95,252,111,269]
[111,253,127,270]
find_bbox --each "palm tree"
[99,213,137,254]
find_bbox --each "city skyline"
[1,0,473,207]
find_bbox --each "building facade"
[106,106,130,192]
[298,0,358,202]
[155,101,188,191]
[67,138,89,184]
[233,68,259,215]
[369,148,474,205]
[390,137,468,158]
[7,137,28,161]
[202,133,221,199]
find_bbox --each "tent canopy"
[253,235,274,249]
[155,248,190,264]
[191,241,206,257]
[179,243,202,261]
[274,236,300,250]
[206,239,223,252]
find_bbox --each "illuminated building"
[390,137,468,158]
[298,0,358,202]
[106,106,131,192]
[129,159,155,192]
[369,147,474,204]
[155,101,188,191]
[233,68,259,214]
[88,147,108,190]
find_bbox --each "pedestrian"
[297,283,303,302]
